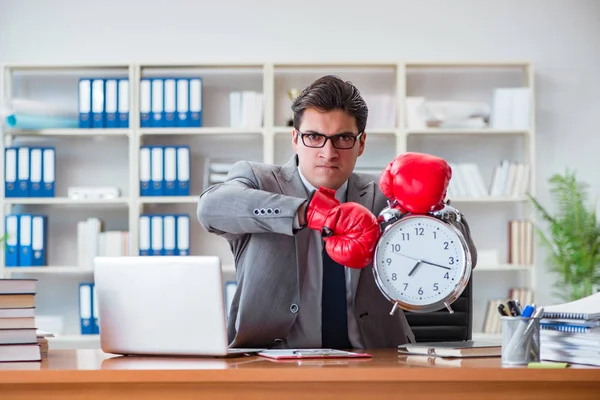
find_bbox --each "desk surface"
[1,349,599,400]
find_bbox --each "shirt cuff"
[293,211,302,230]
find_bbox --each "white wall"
[1,0,599,308]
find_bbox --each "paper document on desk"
[258,349,372,360]
[398,340,501,358]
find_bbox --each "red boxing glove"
[379,152,452,214]
[306,187,380,269]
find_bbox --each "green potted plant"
[527,169,600,301]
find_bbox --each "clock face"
[373,215,469,310]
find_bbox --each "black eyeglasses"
[297,131,364,149]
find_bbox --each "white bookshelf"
[4,197,130,206]
[0,61,535,346]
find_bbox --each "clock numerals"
[376,216,467,306]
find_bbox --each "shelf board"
[4,266,93,274]
[140,61,265,69]
[448,196,528,203]
[6,264,233,274]
[406,61,530,68]
[6,128,130,137]
[5,62,130,70]
[474,264,533,272]
[406,128,530,136]
[139,127,263,136]
[139,196,198,204]
[273,126,396,135]
[3,197,129,206]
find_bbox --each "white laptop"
[93,256,264,357]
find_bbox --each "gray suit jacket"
[197,155,477,349]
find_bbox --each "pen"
[497,304,510,317]
[520,304,535,318]
[523,307,544,338]
[293,349,337,356]
[514,299,523,315]
[507,300,521,316]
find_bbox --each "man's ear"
[292,129,299,153]
[357,132,366,156]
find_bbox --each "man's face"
[292,107,366,190]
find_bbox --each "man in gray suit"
[197,75,476,349]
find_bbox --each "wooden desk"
[1,349,599,400]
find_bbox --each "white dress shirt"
[286,171,364,349]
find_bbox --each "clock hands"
[391,251,452,272]
[408,260,423,277]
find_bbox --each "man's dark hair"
[291,75,368,133]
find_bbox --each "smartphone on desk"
[257,349,372,360]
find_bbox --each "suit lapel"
[279,155,311,289]
[277,158,378,304]
[346,174,376,302]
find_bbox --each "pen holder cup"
[501,316,541,365]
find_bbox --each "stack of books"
[0,279,41,362]
[540,292,600,367]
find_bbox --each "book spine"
[540,323,591,334]
[542,312,588,320]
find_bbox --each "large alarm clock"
[373,203,472,315]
